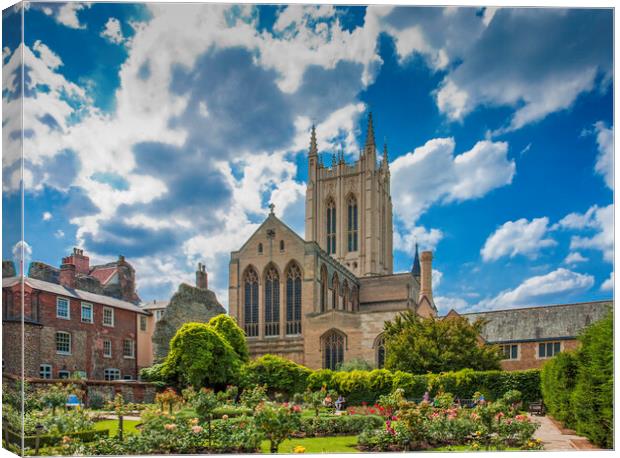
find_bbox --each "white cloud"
[32,40,63,70]
[391,137,515,225]
[593,121,613,190]
[481,217,556,262]
[601,271,613,292]
[563,251,588,265]
[100,17,125,45]
[556,204,613,263]
[54,230,65,239]
[434,296,468,315]
[476,268,594,311]
[432,269,443,289]
[12,241,32,273]
[42,212,53,221]
[393,225,443,255]
[56,3,90,29]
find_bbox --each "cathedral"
[229,115,437,370]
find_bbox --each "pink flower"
[192,425,204,434]
[164,423,177,431]
[470,412,479,421]
[293,405,301,412]
[515,414,528,422]
[495,412,505,421]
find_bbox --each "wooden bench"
[528,400,545,416]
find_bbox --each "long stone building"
[228,115,612,371]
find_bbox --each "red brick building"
[2,251,149,381]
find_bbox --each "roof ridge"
[461,299,613,316]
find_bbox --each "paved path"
[531,415,601,451]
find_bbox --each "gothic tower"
[305,114,393,277]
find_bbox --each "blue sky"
[2,3,613,313]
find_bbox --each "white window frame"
[55,331,71,355]
[538,340,562,359]
[56,297,70,320]
[103,339,112,358]
[500,344,519,360]
[103,306,115,327]
[81,302,93,323]
[139,315,147,331]
[104,368,121,381]
[39,364,52,379]
[123,339,135,359]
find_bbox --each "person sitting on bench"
[335,395,346,412]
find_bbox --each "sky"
[2,3,614,314]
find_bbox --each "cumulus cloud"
[393,225,443,255]
[391,137,515,225]
[593,121,613,190]
[563,251,588,265]
[100,17,125,45]
[434,296,468,315]
[475,268,594,311]
[55,3,91,29]
[432,9,612,132]
[481,217,556,262]
[42,211,53,221]
[600,271,613,292]
[556,204,613,263]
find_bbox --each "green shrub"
[336,358,374,372]
[306,369,335,391]
[298,414,383,437]
[571,312,613,448]
[541,352,578,427]
[208,315,250,362]
[212,405,253,419]
[241,355,311,397]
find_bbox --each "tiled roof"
[89,267,117,285]
[140,300,170,310]
[461,300,612,343]
[3,276,149,315]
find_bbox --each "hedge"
[541,352,578,427]
[305,367,541,404]
[2,427,109,449]
[241,354,312,397]
[298,414,384,437]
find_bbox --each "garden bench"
[528,400,545,416]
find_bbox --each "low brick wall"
[5,373,157,405]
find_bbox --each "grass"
[93,419,141,437]
[260,435,360,453]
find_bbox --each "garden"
[2,314,550,455]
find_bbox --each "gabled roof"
[460,300,612,343]
[3,276,149,315]
[140,299,170,310]
[232,213,307,254]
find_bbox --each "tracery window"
[342,280,350,311]
[347,195,358,252]
[331,273,339,310]
[286,263,302,335]
[375,335,386,369]
[323,330,345,370]
[264,266,280,336]
[320,265,328,313]
[326,199,336,254]
[243,267,259,337]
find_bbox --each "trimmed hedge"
[309,367,541,404]
[542,311,613,449]
[298,414,384,437]
[541,352,578,427]
[212,405,253,419]
[2,427,109,449]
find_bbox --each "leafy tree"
[383,311,502,374]
[208,314,250,362]
[571,311,613,448]
[162,322,241,388]
[241,354,311,396]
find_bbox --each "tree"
[241,354,311,396]
[208,314,250,362]
[383,311,502,374]
[162,322,241,388]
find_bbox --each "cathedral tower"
[305,114,393,277]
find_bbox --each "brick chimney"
[196,263,208,290]
[62,248,90,275]
[59,262,77,289]
[419,251,433,304]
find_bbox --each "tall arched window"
[326,198,336,254]
[347,195,358,252]
[323,330,345,370]
[243,267,259,337]
[375,334,386,369]
[320,265,328,313]
[264,266,280,336]
[331,273,339,310]
[342,280,350,311]
[286,262,302,335]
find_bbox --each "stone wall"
[152,283,225,361]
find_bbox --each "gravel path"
[531,415,602,451]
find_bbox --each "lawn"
[260,435,360,453]
[94,419,141,437]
